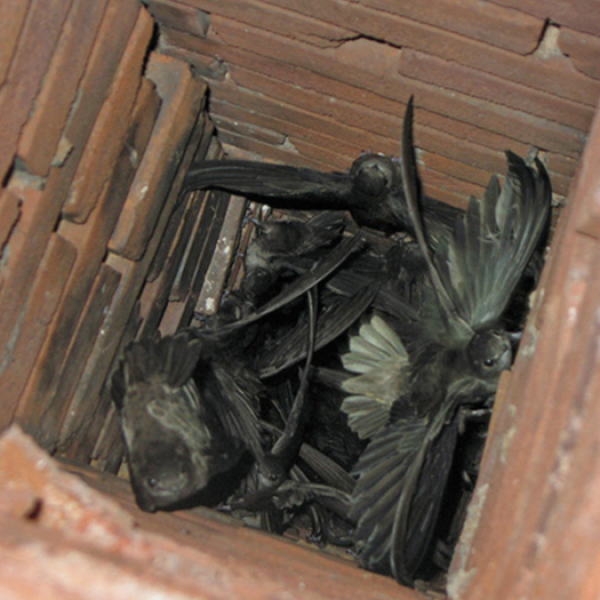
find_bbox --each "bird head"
[350,154,400,198]
[128,437,201,512]
[467,330,512,379]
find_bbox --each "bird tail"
[111,330,202,408]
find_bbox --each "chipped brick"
[165,42,544,164]
[0,235,76,432]
[399,49,594,133]
[165,21,587,156]
[0,0,72,183]
[16,0,109,177]
[560,27,600,80]
[62,7,154,222]
[109,54,205,260]
[188,2,600,108]
[179,0,357,49]
[145,0,210,37]
[15,79,161,453]
[0,0,30,86]
[488,0,600,38]
[258,0,544,53]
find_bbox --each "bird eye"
[484,358,495,367]
[147,477,158,488]
[269,473,279,482]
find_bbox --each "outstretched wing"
[349,414,431,576]
[184,160,355,210]
[341,315,410,440]
[437,151,551,330]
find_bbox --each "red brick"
[422,152,496,189]
[16,79,161,452]
[200,1,600,108]
[576,114,600,238]
[62,7,154,222]
[222,63,540,160]
[0,235,76,432]
[161,43,230,81]
[420,164,486,201]
[213,114,287,146]
[210,82,532,182]
[16,0,109,177]
[53,265,122,458]
[208,77,396,154]
[212,100,362,160]
[179,0,357,49]
[399,48,594,133]
[267,0,544,53]
[51,0,140,187]
[166,20,587,156]
[488,0,600,37]
[560,27,600,80]
[0,428,412,600]
[420,183,471,210]
[0,0,30,86]
[0,175,67,366]
[64,103,209,454]
[145,0,210,37]
[547,153,578,178]
[168,43,558,167]
[218,128,345,171]
[108,54,205,260]
[0,189,20,248]
[0,0,72,183]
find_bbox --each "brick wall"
[0,0,237,471]
[151,0,600,208]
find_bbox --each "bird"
[338,96,552,585]
[110,329,248,512]
[112,231,370,514]
[240,211,346,306]
[183,150,460,240]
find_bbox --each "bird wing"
[184,160,355,209]
[257,284,379,378]
[400,97,551,336]
[349,414,430,575]
[437,151,552,330]
[204,232,363,336]
[389,403,459,584]
[341,315,410,440]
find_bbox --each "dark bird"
[111,330,246,512]
[112,232,368,513]
[339,96,552,585]
[183,150,460,240]
[241,211,346,306]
